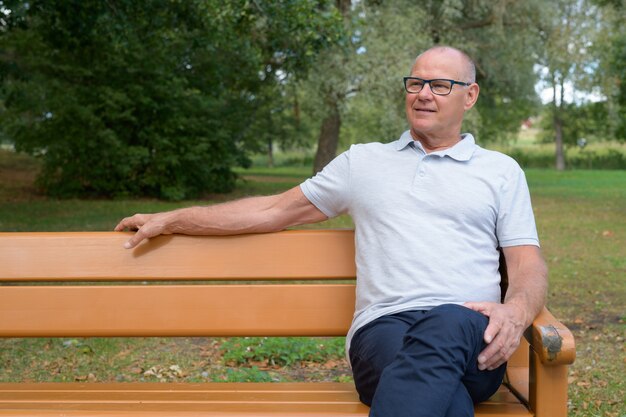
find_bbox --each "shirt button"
[419,170,425,177]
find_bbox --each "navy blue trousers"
[349,304,506,417]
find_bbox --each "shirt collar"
[395,130,415,151]
[395,130,477,161]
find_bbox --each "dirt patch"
[0,150,43,201]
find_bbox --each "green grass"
[221,337,346,367]
[0,150,624,416]
[526,169,625,417]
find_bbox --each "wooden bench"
[0,230,575,416]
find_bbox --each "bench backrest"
[0,229,527,368]
[0,230,356,337]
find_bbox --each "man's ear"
[464,83,480,110]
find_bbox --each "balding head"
[404,45,480,149]
[412,46,476,83]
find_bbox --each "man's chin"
[409,124,435,136]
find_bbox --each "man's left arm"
[465,245,548,371]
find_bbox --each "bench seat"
[0,382,529,416]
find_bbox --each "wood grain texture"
[0,383,530,416]
[0,231,356,281]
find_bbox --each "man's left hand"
[463,301,527,371]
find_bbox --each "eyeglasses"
[403,76,472,96]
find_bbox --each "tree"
[0,0,343,199]
[304,0,353,174]
[412,0,545,143]
[537,0,600,170]
[307,0,547,173]
[593,0,626,141]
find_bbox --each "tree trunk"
[554,115,565,171]
[267,137,274,168]
[553,74,566,171]
[313,99,341,174]
[311,0,349,175]
[335,0,351,17]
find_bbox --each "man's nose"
[417,83,434,99]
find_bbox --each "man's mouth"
[414,108,436,113]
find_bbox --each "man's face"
[405,49,478,143]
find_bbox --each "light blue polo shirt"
[300,131,539,353]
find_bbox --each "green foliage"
[221,337,345,367]
[335,0,547,146]
[538,101,614,145]
[445,1,544,142]
[339,0,429,145]
[586,0,625,143]
[501,144,626,170]
[598,1,626,141]
[0,0,343,199]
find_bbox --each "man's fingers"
[464,302,492,316]
[114,217,133,232]
[483,318,502,344]
[114,219,125,231]
[478,322,501,368]
[114,214,150,249]
[480,338,516,370]
[124,229,148,249]
[478,326,520,371]
[114,214,147,232]
[124,237,139,249]
[468,302,526,371]
[464,302,499,344]
[477,333,505,370]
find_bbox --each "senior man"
[116,46,547,417]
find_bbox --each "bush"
[0,1,343,200]
[567,149,626,170]
[502,145,626,170]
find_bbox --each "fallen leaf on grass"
[322,360,341,369]
[169,365,184,377]
[74,373,96,382]
[143,365,186,380]
[248,360,269,369]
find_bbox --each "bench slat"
[0,383,530,416]
[0,231,356,281]
[0,284,355,337]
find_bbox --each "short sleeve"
[496,166,540,247]
[300,151,351,218]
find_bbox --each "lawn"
[0,150,624,416]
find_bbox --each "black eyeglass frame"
[403,76,472,96]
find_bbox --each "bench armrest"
[525,307,575,365]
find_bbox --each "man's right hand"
[114,212,174,249]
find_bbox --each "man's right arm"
[114,186,328,249]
